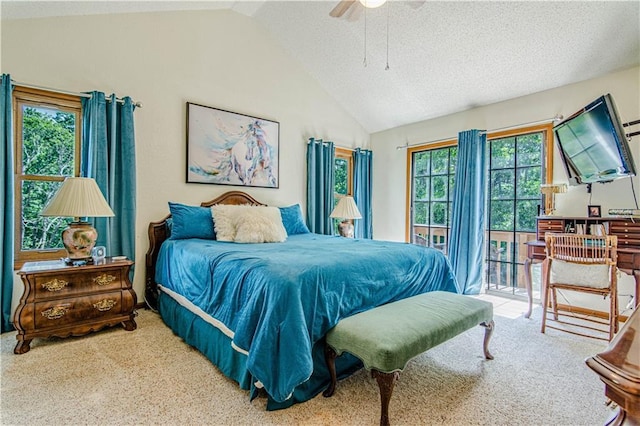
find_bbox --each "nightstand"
[13,258,137,354]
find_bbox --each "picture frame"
[588,205,601,218]
[186,102,279,188]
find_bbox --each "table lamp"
[41,177,114,264]
[540,183,567,216]
[330,196,362,238]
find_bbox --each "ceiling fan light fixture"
[359,0,387,8]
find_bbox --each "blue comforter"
[156,233,459,402]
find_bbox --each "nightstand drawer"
[34,269,123,299]
[34,291,123,329]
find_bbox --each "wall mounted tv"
[554,93,636,185]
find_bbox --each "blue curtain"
[1,75,14,332]
[81,92,136,262]
[353,148,373,239]
[306,138,335,235]
[448,129,487,295]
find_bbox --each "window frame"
[405,139,457,242]
[13,86,82,268]
[405,124,554,242]
[334,147,354,198]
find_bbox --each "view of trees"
[20,106,75,251]
[412,147,456,226]
[488,134,542,232]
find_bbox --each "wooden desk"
[586,307,640,425]
[523,216,640,319]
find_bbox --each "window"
[333,147,354,232]
[407,142,457,253]
[407,124,553,297]
[13,87,82,266]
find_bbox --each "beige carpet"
[1,306,613,425]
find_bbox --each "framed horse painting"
[186,102,279,188]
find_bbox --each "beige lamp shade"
[41,177,114,218]
[330,196,362,220]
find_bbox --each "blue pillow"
[279,204,310,235]
[168,202,216,240]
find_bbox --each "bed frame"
[144,190,265,310]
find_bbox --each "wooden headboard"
[144,190,266,310]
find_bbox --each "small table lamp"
[41,177,114,264]
[330,196,362,238]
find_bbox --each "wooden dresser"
[524,216,640,318]
[13,258,137,354]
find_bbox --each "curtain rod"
[307,139,360,151]
[11,80,143,108]
[395,115,563,150]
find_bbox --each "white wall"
[2,10,369,302]
[371,66,640,312]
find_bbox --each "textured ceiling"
[2,1,639,133]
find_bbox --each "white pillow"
[550,259,611,289]
[211,205,287,243]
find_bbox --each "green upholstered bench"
[323,291,494,426]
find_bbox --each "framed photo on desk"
[588,205,601,217]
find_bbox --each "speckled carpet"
[1,306,613,425]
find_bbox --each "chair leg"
[609,291,618,341]
[551,287,559,321]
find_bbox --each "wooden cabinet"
[13,258,137,354]
[609,219,640,247]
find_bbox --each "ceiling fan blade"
[330,0,356,18]
[405,1,426,10]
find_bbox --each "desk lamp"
[330,196,362,238]
[41,177,114,264]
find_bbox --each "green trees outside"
[412,147,456,226]
[334,158,348,196]
[20,107,75,251]
[488,134,542,233]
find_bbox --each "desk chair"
[541,233,618,341]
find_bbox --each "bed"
[145,191,461,410]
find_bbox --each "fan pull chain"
[363,3,368,67]
[385,2,390,70]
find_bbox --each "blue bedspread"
[156,233,460,402]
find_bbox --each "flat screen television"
[553,93,636,185]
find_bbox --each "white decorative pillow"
[550,259,611,289]
[211,205,240,242]
[211,205,287,243]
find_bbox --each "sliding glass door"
[407,125,553,299]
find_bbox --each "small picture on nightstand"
[588,205,601,218]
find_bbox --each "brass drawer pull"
[41,279,69,292]
[93,299,117,311]
[93,274,116,286]
[41,306,69,320]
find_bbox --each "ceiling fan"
[329,0,425,19]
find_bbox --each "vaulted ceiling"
[2,1,639,133]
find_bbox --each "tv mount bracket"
[623,119,640,138]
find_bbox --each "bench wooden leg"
[481,320,495,360]
[371,370,400,426]
[323,345,338,397]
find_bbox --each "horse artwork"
[186,103,279,188]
